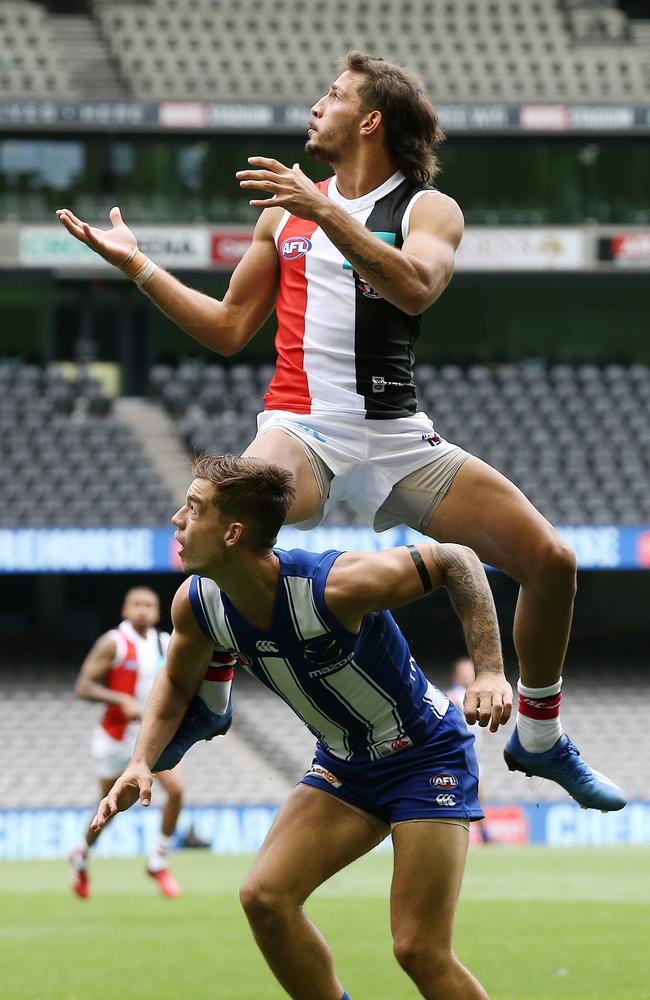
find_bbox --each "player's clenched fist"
[463,673,513,733]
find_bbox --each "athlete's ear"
[360,110,382,136]
[224,521,245,547]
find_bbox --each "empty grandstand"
[0,0,648,102]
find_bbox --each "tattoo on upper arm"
[435,544,502,671]
[338,242,391,283]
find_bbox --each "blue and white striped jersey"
[189,547,449,763]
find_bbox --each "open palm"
[56,206,137,267]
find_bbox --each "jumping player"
[56,52,625,812]
[69,587,230,898]
[92,454,513,1000]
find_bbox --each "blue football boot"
[503,729,626,812]
[153,695,232,773]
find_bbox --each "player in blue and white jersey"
[92,454,512,1000]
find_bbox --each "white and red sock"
[516,677,563,753]
[71,844,88,871]
[148,834,173,873]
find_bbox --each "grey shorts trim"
[264,424,333,505]
[373,447,470,533]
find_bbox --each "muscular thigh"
[243,428,324,524]
[425,454,557,582]
[391,820,469,945]
[244,783,381,904]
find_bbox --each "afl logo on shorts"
[430,773,458,791]
[281,236,312,260]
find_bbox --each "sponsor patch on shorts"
[435,793,457,807]
[305,763,342,789]
[430,773,458,791]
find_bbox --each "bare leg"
[156,766,183,837]
[391,820,488,1000]
[426,456,576,687]
[243,428,324,524]
[239,784,382,1000]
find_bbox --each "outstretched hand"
[463,673,513,733]
[90,763,153,832]
[56,206,137,267]
[236,157,326,219]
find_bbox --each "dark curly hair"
[343,51,445,185]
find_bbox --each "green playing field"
[1,846,648,999]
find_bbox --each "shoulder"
[173,575,219,641]
[97,629,119,657]
[409,190,464,246]
[170,578,196,629]
[253,205,287,241]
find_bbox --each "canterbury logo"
[435,793,457,807]
[256,640,279,654]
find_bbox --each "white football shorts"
[256,408,470,532]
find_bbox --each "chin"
[305,138,331,164]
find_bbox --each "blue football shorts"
[300,703,483,825]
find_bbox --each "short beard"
[305,121,353,165]
[305,136,335,165]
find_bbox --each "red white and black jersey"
[265,170,434,420]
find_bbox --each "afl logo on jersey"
[281,236,312,260]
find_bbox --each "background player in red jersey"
[56,53,625,813]
[68,587,184,898]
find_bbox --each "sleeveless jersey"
[188,548,449,763]
[266,170,434,420]
[100,621,169,741]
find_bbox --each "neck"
[331,149,399,200]
[212,550,280,629]
[129,623,149,639]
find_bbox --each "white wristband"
[120,245,138,269]
[133,257,158,288]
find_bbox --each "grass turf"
[1,846,648,999]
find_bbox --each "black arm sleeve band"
[406,544,433,593]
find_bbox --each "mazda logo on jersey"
[303,636,344,665]
[281,236,312,260]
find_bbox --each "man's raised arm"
[91,580,214,831]
[56,205,282,356]
[325,542,512,731]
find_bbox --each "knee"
[393,933,449,980]
[239,878,291,932]
[165,781,183,806]
[522,531,577,594]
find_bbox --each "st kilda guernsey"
[265,170,435,420]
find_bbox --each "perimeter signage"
[1,100,649,134]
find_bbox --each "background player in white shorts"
[56,53,625,813]
[69,587,184,898]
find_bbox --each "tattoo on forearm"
[337,242,391,283]
[434,544,503,671]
